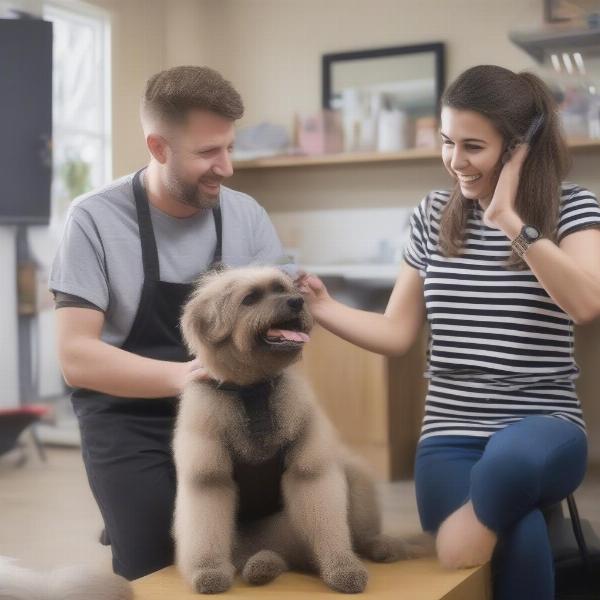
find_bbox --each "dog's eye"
[242,289,263,305]
[271,282,285,294]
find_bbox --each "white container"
[341,89,361,152]
[377,109,408,152]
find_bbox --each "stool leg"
[30,425,47,462]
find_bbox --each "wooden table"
[132,559,491,600]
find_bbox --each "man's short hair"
[141,65,244,126]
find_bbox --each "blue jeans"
[414,416,587,600]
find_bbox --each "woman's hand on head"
[503,141,531,176]
[294,271,331,307]
[484,142,530,233]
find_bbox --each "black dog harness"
[210,375,290,523]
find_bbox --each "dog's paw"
[191,563,234,594]
[242,550,287,586]
[322,554,368,594]
[363,532,435,562]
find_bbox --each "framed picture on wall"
[321,42,445,152]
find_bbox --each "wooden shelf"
[568,137,600,150]
[233,146,441,170]
[233,138,600,171]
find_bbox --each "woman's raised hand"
[294,270,331,307]
[483,142,529,233]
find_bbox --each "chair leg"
[30,425,47,462]
[565,494,591,572]
[15,444,28,468]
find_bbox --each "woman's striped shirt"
[404,183,600,441]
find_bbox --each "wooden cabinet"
[296,324,428,481]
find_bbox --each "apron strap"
[133,167,224,280]
[132,168,160,282]
[212,204,223,264]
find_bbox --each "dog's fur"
[173,266,432,594]
[0,556,132,600]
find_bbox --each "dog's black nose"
[287,296,304,312]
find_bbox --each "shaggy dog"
[173,265,431,594]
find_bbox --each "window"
[43,0,111,222]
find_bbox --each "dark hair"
[141,65,244,124]
[439,65,570,268]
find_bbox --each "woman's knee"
[470,418,587,529]
[470,448,542,530]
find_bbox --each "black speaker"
[0,18,52,225]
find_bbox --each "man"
[49,66,291,580]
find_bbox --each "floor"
[0,435,599,572]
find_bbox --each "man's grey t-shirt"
[49,171,288,347]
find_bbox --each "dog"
[0,556,132,600]
[173,265,432,594]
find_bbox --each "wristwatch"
[512,224,541,257]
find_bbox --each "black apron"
[71,167,222,580]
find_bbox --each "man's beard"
[165,171,221,209]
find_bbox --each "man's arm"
[56,307,208,398]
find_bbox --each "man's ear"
[147,133,168,164]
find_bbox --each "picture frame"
[321,42,445,152]
[322,42,445,114]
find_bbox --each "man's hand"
[176,358,214,392]
[56,307,218,398]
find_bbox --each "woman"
[296,65,600,599]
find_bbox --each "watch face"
[524,226,540,241]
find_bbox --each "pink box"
[295,110,344,155]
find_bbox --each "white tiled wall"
[270,206,412,266]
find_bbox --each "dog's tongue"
[267,328,310,343]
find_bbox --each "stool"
[0,405,50,465]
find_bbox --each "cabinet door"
[298,324,427,480]
[300,324,389,446]
[0,18,53,225]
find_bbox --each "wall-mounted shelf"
[509,24,600,63]
[568,137,600,150]
[233,137,600,170]
[233,146,441,170]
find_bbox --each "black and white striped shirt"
[404,183,600,441]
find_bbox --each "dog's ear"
[180,284,235,350]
